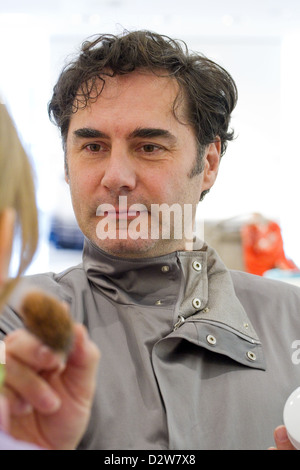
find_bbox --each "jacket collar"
[83,237,265,369]
[174,244,265,370]
[177,244,259,341]
[83,237,185,307]
[83,237,257,337]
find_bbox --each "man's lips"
[95,198,150,220]
[103,209,149,219]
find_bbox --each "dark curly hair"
[48,30,238,197]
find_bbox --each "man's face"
[65,71,219,257]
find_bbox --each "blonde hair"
[0,102,38,306]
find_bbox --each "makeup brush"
[19,290,74,357]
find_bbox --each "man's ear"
[65,170,69,184]
[64,162,70,184]
[0,208,16,286]
[201,139,221,192]
[64,153,70,184]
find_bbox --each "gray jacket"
[1,238,300,450]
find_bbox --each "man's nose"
[101,149,137,193]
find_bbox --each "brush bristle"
[20,290,74,355]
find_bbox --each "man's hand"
[3,324,100,449]
[269,425,296,450]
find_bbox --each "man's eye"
[142,144,161,153]
[86,143,101,152]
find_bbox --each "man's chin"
[92,236,175,258]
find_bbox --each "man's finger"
[5,329,65,372]
[61,324,100,405]
[4,356,61,414]
[273,425,296,450]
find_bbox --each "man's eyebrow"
[129,127,177,143]
[73,128,108,140]
[72,126,177,143]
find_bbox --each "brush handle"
[0,364,4,389]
